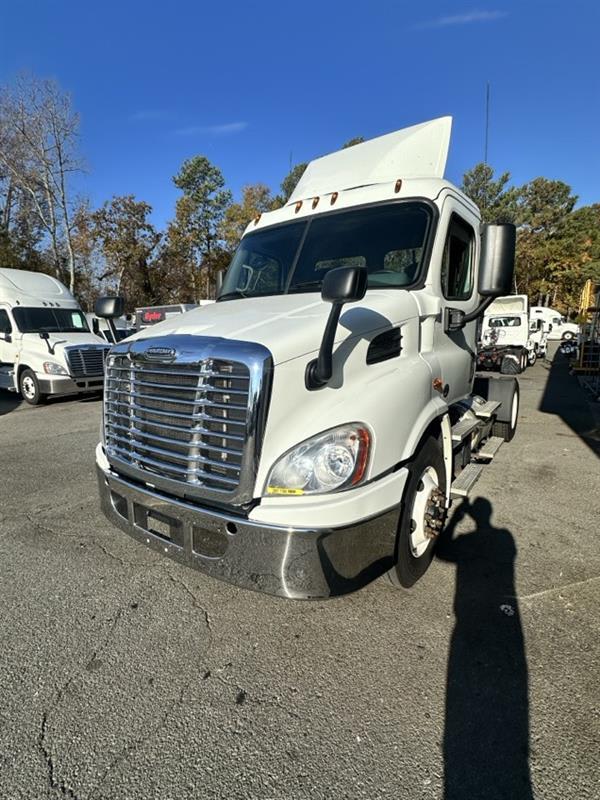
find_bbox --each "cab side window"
[441,215,475,300]
[0,310,12,335]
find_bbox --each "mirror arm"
[445,296,495,332]
[39,332,54,355]
[305,302,343,390]
[105,318,118,343]
[461,295,495,324]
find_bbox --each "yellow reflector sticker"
[267,487,305,496]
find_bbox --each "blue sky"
[1,0,598,227]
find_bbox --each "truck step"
[451,463,484,498]
[451,417,480,443]
[0,369,15,390]
[474,436,504,461]
[473,399,501,419]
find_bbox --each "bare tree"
[0,75,83,290]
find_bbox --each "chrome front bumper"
[38,375,104,396]
[97,465,400,599]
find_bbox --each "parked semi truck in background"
[478,294,535,372]
[530,306,579,341]
[95,117,520,599]
[0,268,109,404]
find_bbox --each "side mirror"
[321,266,368,305]
[305,266,368,390]
[95,296,125,319]
[0,331,11,343]
[38,330,55,354]
[478,224,516,297]
[216,270,224,294]
[446,224,516,334]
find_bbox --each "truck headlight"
[43,362,68,376]
[265,424,371,496]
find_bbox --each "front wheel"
[19,369,45,406]
[387,435,447,589]
[562,331,575,341]
[492,380,520,442]
[527,349,537,366]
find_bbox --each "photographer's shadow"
[436,498,533,800]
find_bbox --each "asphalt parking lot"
[0,344,599,800]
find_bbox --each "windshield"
[13,307,90,334]
[489,316,522,327]
[219,202,432,299]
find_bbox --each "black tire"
[527,349,537,366]
[387,435,446,589]
[500,354,521,375]
[19,368,45,406]
[562,331,574,341]
[492,380,519,442]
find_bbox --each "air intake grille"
[104,356,251,494]
[66,347,108,377]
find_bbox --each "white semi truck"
[95,117,521,598]
[0,268,109,405]
[478,294,535,372]
[530,306,579,341]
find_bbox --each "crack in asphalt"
[89,683,190,800]
[92,541,161,569]
[35,604,128,800]
[515,574,600,602]
[163,570,212,632]
[39,712,82,800]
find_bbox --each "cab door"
[432,201,480,403]
[0,307,16,366]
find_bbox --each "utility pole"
[484,82,490,165]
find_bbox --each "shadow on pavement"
[0,389,22,416]
[539,349,600,457]
[436,498,533,800]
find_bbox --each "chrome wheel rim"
[22,376,36,400]
[409,466,445,558]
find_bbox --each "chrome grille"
[67,347,107,377]
[104,356,251,495]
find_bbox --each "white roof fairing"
[289,116,452,202]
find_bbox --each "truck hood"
[128,291,420,365]
[22,331,108,357]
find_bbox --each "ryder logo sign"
[142,310,164,323]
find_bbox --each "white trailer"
[530,306,579,341]
[95,117,521,598]
[134,303,213,331]
[0,268,109,404]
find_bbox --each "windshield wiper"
[288,281,322,292]
[217,290,247,301]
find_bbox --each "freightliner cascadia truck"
[95,117,520,599]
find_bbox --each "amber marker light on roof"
[295,201,303,213]
[394,179,402,193]
[312,196,319,209]
[330,192,338,205]
[253,213,261,225]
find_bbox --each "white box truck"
[95,117,521,598]
[530,306,579,341]
[477,294,535,372]
[0,268,109,405]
